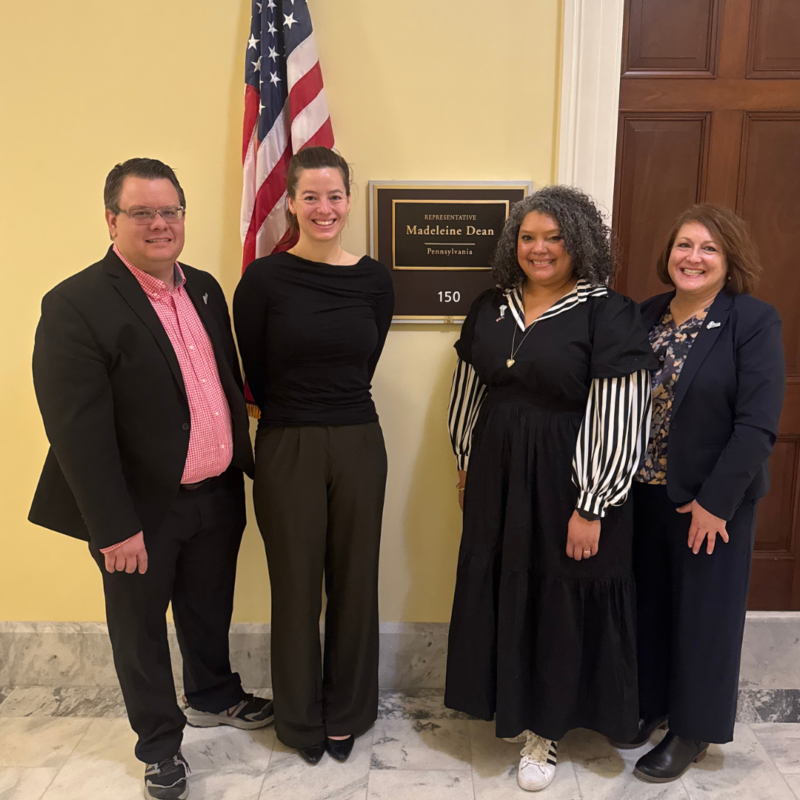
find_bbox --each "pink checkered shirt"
[100,246,234,554]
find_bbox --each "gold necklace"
[507,319,539,368]
[507,280,577,367]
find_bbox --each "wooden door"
[613,0,800,609]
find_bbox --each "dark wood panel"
[718,0,752,78]
[620,78,800,110]
[755,439,798,550]
[704,110,744,207]
[623,0,720,77]
[748,0,800,79]
[614,115,709,301]
[617,0,800,608]
[738,113,800,374]
[738,113,800,608]
[749,555,796,609]
[779,381,800,436]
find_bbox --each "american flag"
[241,0,334,268]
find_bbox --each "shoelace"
[520,732,550,765]
[151,751,191,775]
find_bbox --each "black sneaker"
[184,694,274,730]
[143,750,190,800]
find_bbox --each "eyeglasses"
[116,206,186,223]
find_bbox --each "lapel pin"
[707,321,721,329]
[203,293,208,305]
[496,304,508,322]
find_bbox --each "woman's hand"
[566,511,601,560]
[677,500,729,555]
[457,469,467,511]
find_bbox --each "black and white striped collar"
[504,278,608,331]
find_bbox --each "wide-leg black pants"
[89,472,247,763]
[633,482,757,743]
[254,423,387,748]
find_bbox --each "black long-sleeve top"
[233,252,394,427]
[448,281,657,518]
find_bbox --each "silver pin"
[707,321,720,329]
[203,293,209,305]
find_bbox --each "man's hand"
[566,511,601,561]
[104,532,148,574]
[677,500,729,555]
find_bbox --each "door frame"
[557,0,626,218]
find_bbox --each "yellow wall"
[0,0,561,622]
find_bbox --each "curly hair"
[491,185,615,290]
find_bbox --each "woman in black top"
[234,147,394,765]
[446,186,658,792]
[624,205,784,782]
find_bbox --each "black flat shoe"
[297,741,326,765]
[634,731,709,783]
[326,735,355,762]
[610,715,668,749]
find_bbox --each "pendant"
[506,359,515,368]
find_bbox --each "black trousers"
[254,423,387,748]
[633,482,757,743]
[89,472,247,763]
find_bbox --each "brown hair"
[104,157,186,212]
[656,204,761,295]
[285,146,351,237]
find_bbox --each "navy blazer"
[29,247,255,549]
[639,290,785,521]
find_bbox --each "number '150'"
[438,291,461,302]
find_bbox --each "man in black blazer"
[30,158,272,800]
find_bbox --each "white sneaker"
[517,732,557,792]
[503,732,528,744]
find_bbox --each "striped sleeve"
[571,369,652,518]
[448,357,487,471]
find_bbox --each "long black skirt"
[444,397,639,743]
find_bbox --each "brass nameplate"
[369,182,532,321]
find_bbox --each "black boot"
[634,731,709,782]
[609,716,668,749]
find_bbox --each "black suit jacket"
[639,290,785,520]
[29,247,254,549]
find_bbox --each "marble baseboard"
[0,622,273,691]
[1,615,799,703]
[740,613,800,689]
[0,621,446,691]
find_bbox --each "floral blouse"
[636,306,710,484]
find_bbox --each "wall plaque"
[369,181,532,321]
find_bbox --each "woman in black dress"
[446,186,658,792]
[234,147,394,765]
[625,205,784,782]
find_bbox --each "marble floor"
[1,688,800,800]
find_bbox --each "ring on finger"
[582,549,592,557]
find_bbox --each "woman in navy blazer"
[620,205,785,782]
